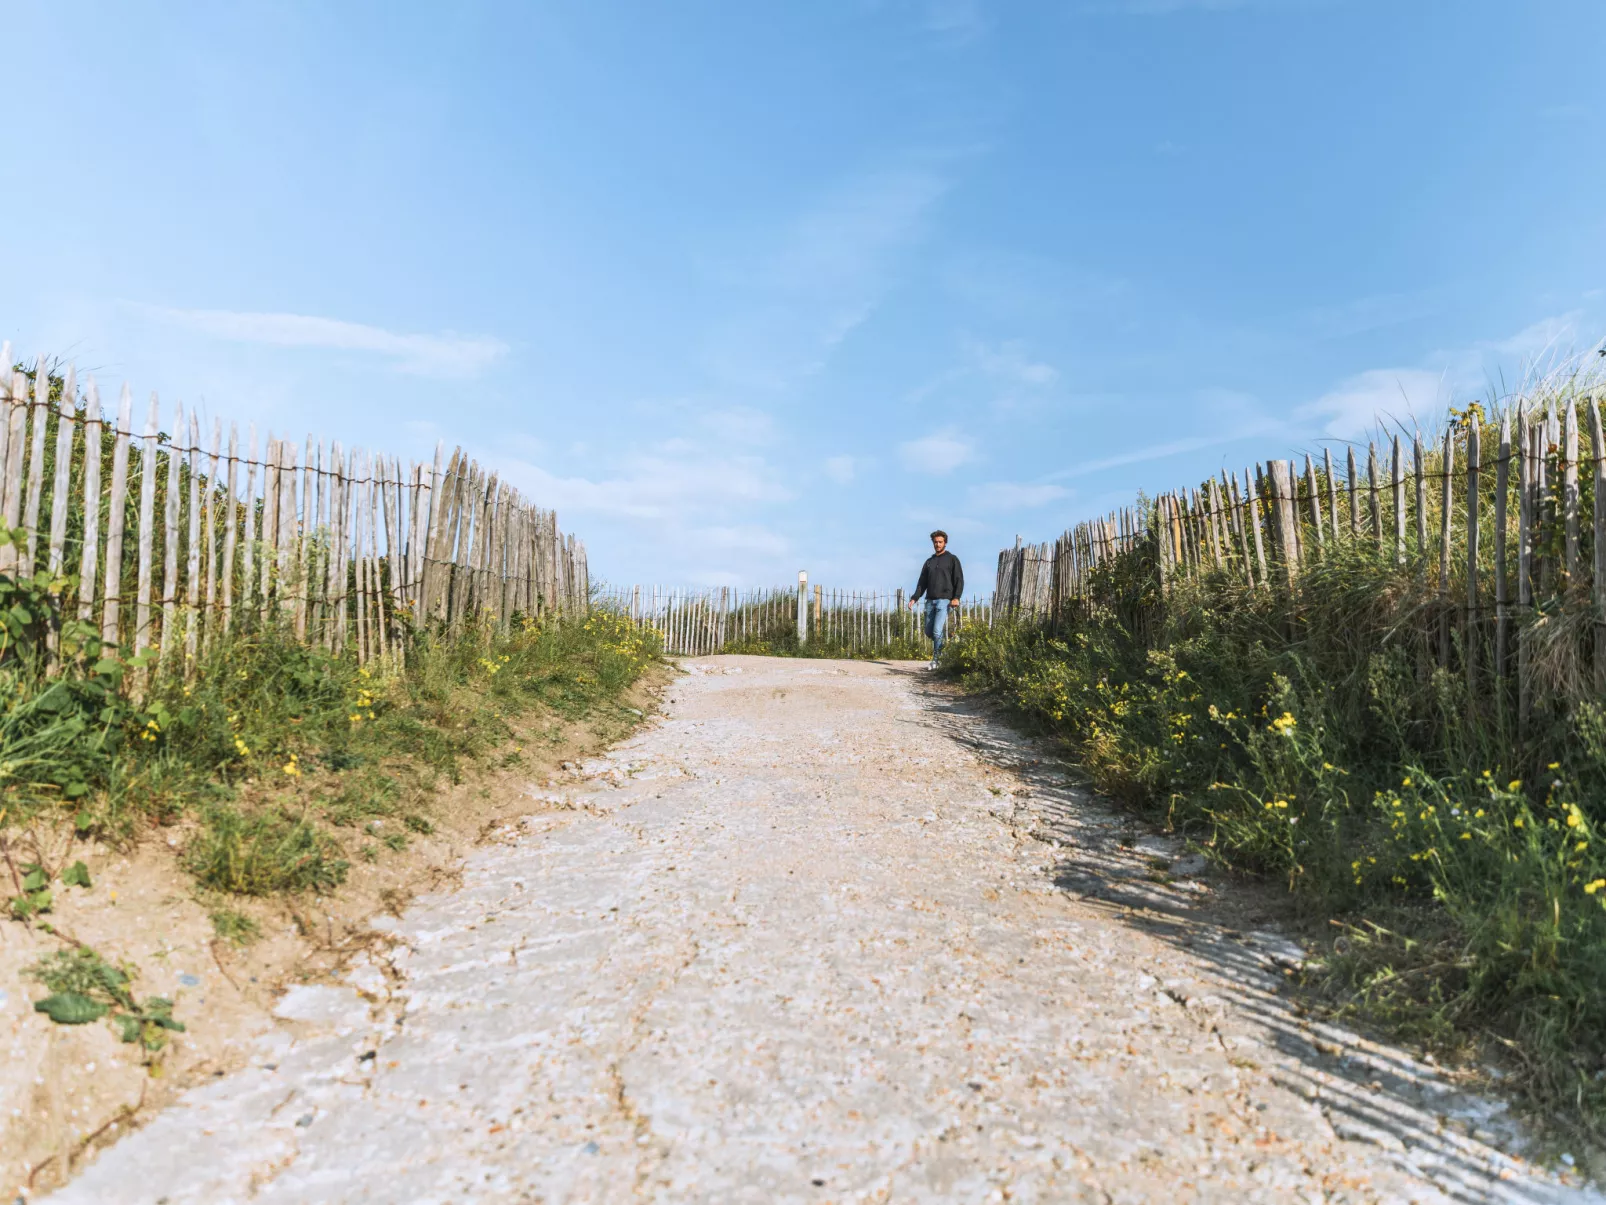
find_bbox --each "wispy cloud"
[496,449,793,522]
[699,405,777,446]
[921,0,991,40]
[1488,312,1585,362]
[964,336,1058,386]
[904,334,1059,404]
[1077,0,1320,12]
[1297,290,1443,341]
[704,165,951,390]
[823,455,858,484]
[968,481,1069,510]
[1298,311,1605,440]
[137,305,508,376]
[1050,432,1265,481]
[1299,368,1448,439]
[899,427,975,474]
[692,524,791,558]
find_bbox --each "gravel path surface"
[47,656,1596,1203]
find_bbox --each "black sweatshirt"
[912,551,964,603]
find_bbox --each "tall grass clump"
[950,388,1606,1134]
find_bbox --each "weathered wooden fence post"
[1593,398,1606,694]
[1438,426,1455,667]
[1466,419,1481,694]
[1495,414,1511,683]
[1268,459,1299,585]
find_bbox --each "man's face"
[932,535,947,554]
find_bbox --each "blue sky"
[6,0,1606,591]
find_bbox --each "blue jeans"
[923,600,951,657]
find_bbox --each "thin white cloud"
[1045,423,1282,482]
[699,406,777,445]
[497,450,793,521]
[964,336,1058,386]
[823,455,858,484]
[704,165,951,390]
[1488,312,1583,362]
[922,0,991,40]
[1298,311,1605,440]
[138,305,508,376]
[1297,290,1443,340]
[693,524,791,557]
[899,428,975,474]
[968,481,1069,510]
[1078,0,1320,12]
[1300,368,1448,440]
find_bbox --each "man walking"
[908,530,963,669]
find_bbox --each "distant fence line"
[993,394,1606,717]
[0,349,589,676]
[598,575,994,657]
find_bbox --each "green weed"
[208,906,261,945]
[28,946,185,1051]
[184,804,349,896]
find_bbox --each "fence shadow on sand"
[887,664,1584,1205]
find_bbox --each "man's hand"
[907,599,917,611]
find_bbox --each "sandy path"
[45,656,1593,1203]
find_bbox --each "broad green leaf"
[115,1014,142,1043]
[61,861,91,888]
[9,889,51,919]
[35,992,108,1025]
[64,782,89,799]
[21,864,48,892]
[93,962,131,1000]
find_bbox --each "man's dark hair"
[930,530,948,542]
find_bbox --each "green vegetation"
[1,564,658,897]
[28,946,185,1051]
[208,905,261,945]
[948,533,1606,1134]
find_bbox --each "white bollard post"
[796,570,808,645]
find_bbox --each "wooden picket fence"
[994,511,1148,619]
[0,350,589,676]
[994,394,1606,716]
[598,579,994,657]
